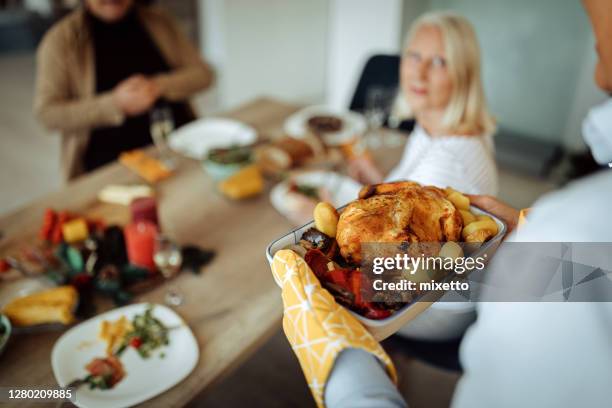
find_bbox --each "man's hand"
[467,194,520,236]
[112,74,160,117]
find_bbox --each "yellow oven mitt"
[271,249,397,407]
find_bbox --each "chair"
[349,54,415,132]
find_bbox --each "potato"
[464,229,492,243]
[314,202,339,238]
[444,186,456,196]
[459,210,476,225]
[477,214,494,222]
[447,191,470,211]
[462,218,498,242]
[438,242,464,260]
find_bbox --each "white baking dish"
[265,206,506,341]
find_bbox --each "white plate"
[168,118,257,160]
[52,303,198,408]
[284,105,367,146]
[270,171,362,224]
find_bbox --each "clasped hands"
[112,74,161,117]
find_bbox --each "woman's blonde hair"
[399,11,496,135]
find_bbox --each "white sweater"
[385,125,498,195]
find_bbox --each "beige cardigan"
[34,6,213,181]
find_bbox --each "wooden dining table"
[0,97,405,407]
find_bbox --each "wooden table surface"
[0,97,404,407]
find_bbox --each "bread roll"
[3,285,78,326]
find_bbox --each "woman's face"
[85,0,134,23]
[400,25,454,114]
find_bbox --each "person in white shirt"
[319,0,612,406]
[388,12,499,340]
[353,12,498,197]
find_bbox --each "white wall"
[197,0,603,151]
[563,31,608,151]
[325,0,404,109]
[199,0,329,111]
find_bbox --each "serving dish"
[266,205,506,340]
[52,303,198,408]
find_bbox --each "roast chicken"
[336,181,463,263]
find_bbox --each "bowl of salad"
[202,145,253,181]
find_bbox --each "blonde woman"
[352,12,498,341]
[353,12,498,196]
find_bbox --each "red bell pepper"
[304,249,392,320]
[39,208,57,241]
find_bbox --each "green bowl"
[202,159,250,182]
[0,314,11,356]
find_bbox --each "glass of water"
[153,235,184,307]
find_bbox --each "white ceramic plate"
[52,303,198,408]
[284,105,367,146]
[168,118,257,160]
[270,171,362,224]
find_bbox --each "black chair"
[349,54,415,132]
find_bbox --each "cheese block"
[98,184,154,206]
[3,286,78,327]
[218,164,264,199]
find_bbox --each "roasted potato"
[447,191,470,211]
[462,218,498,243]
[459,210,476,225]
[314,202,339,238]
[438,241,464,260]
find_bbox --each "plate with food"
[270,171,362,225]
[266,181,506,340]
[2,285,79,334]
[168,117,257,160]
[51,303,198,408]
[284,105,367,146]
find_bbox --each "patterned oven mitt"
[271,249,398,407]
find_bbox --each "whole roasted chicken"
[336,181,462,263]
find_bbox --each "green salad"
[122,305,170,359]
[207,145,252,165]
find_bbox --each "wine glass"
[364,86,395,149]
[150,106,176,169]
[153,235,184,306]
[384,97,405,147]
